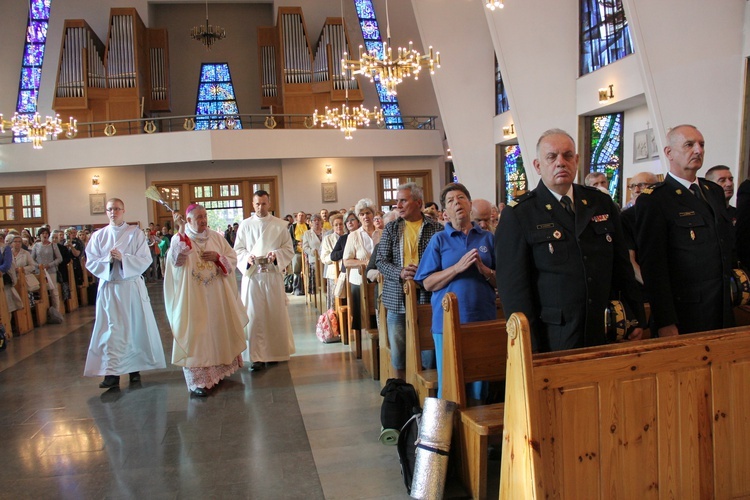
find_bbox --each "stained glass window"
[495,56,509,115]
[194,63,242,130]
[353,0,403,129]
[503,145,527,203]
[15,0,52,143]
[589,113,624,205]
[580,0,633,75]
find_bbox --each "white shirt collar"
[668,171,699,191]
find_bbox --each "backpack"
[284,273,294,293]
[315,308,341,343]
[397,412,421,494]
[379,378,421,444]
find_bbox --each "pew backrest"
[404,279,435,388]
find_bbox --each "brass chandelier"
[0,112,77,149]
[341,0,440,96]
[312,102,383,140]
[190,0,226,50]
[485,0,505,10]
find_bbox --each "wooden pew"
[360,271,379,380]
[314,249,324,312]
[77,257,89,307]
[333,260,349,345]
[379,277,396,387]
[345,266,362,359]
[441,292,508,500]
[33,266,50,326]
[404,279,437,405]
[499,314,750,500]
[12,267,34,335]
[300,250,310,305]
[64,261,79,313]
[0,272,11,337]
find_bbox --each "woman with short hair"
[31,227,62,311]
[320,214,345,310]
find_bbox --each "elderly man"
[84,198,166,389]
[320,209,332,232]
[496,129,644,352]
[288,211,308,296]
[471,199,495,232]
[235,190,296,371]
[705,165,736,222]
[636,124,735,336]
[621,171,659,284]
[376,183,443,378]
[164,204,248,397]
[584,171,609,192]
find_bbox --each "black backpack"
[397,412,421,494]
[380,378,420,434]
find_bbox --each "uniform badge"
[591,214,609,222]
[690,230,695,241]
[642,187,653,195]
[548,243,554,254]
[479,245,488,253]
[606,234,612,243]
[679,211,696,217]
[582,199,588,206]
[553,230,562,239]
[545,204,552,211]
[675,189,683,195]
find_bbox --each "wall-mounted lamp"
[598,84,615,104]
[446,148,452,160]
[92,175,100,186]
[325,164,332,180]
[502,123,515,138]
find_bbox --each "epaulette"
[508,191,535,207]
[639,181,665,196]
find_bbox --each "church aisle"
[0,281,409,499]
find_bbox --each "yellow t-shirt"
[403,219,422,266]
[322,221,332,231]
[294,223,308,253]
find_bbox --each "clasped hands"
[455,248,491,278]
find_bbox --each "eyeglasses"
[105,207,124,212]
[628,182,651,190]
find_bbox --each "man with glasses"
[84,198,166,389]
[621,171,659,284]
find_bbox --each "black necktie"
[689,184,703,201]
[561,195,575,217]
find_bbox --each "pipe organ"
[258,8,362,128]
[52,8,170,136]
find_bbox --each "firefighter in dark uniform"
[636,124,735,336]
[495,128,645,352]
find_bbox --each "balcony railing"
[0,113,438,145]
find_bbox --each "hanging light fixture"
[312,0,384,139]
[190,0,226,50]
[485,0,505,10]
[342,0,440,96]
[0,112,77,149]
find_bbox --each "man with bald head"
[636,124,735,336]
[471,199,494,232]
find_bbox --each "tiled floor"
[0,282,416,499]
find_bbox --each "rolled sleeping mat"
[410,397,457,500]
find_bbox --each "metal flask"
[256,256,271,273]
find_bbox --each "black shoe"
[191,387,208,397]
[129,372,141,383]
[250,361,265,371]
[99,375,120,389]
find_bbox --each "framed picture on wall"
[321,182,337,203]
[90,193,107,215]
[633,130,650,163]
[648,129,659,158]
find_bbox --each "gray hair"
[397,182,424,202]
[383,210,398,225]
[536,128,576,157]
[309,213,322,223]
[354,198,376,216]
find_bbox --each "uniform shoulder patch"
[508,191,535,207]
[639,181,665,195]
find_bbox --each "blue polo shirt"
[414,222,496,335]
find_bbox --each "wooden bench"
[77,256,89,306]
[314,249,325,312]
[499,313,750,499]
[360,271,379,380]
[12,267,34,335]
[0,271,11,337]
[345,266,362,359]
[404,279,437,405]
[64,261,79,313]
[333,260,349,345]
[379,276,396,387]
[33,266,50,327]
[441,291,508,500]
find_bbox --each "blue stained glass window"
[195,62,243,131]
[580,0,633,75]
[495,56,509,115]
[15,1,52,143]
[589,113,624,205]
[503,145,527,203]
[352,0,403,129]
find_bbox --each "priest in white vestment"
[84,198,166,389]
[164,204,248,397]
[234,190,295,371]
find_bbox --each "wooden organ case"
[52,8,170,136]
[258,8,362,128]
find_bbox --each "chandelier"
[0,112,77,149]
[190,0,226,50]
[485,0,505,10]
[312,103,383,140]
[341,0,440,96]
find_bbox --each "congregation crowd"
[1,124,748,403]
